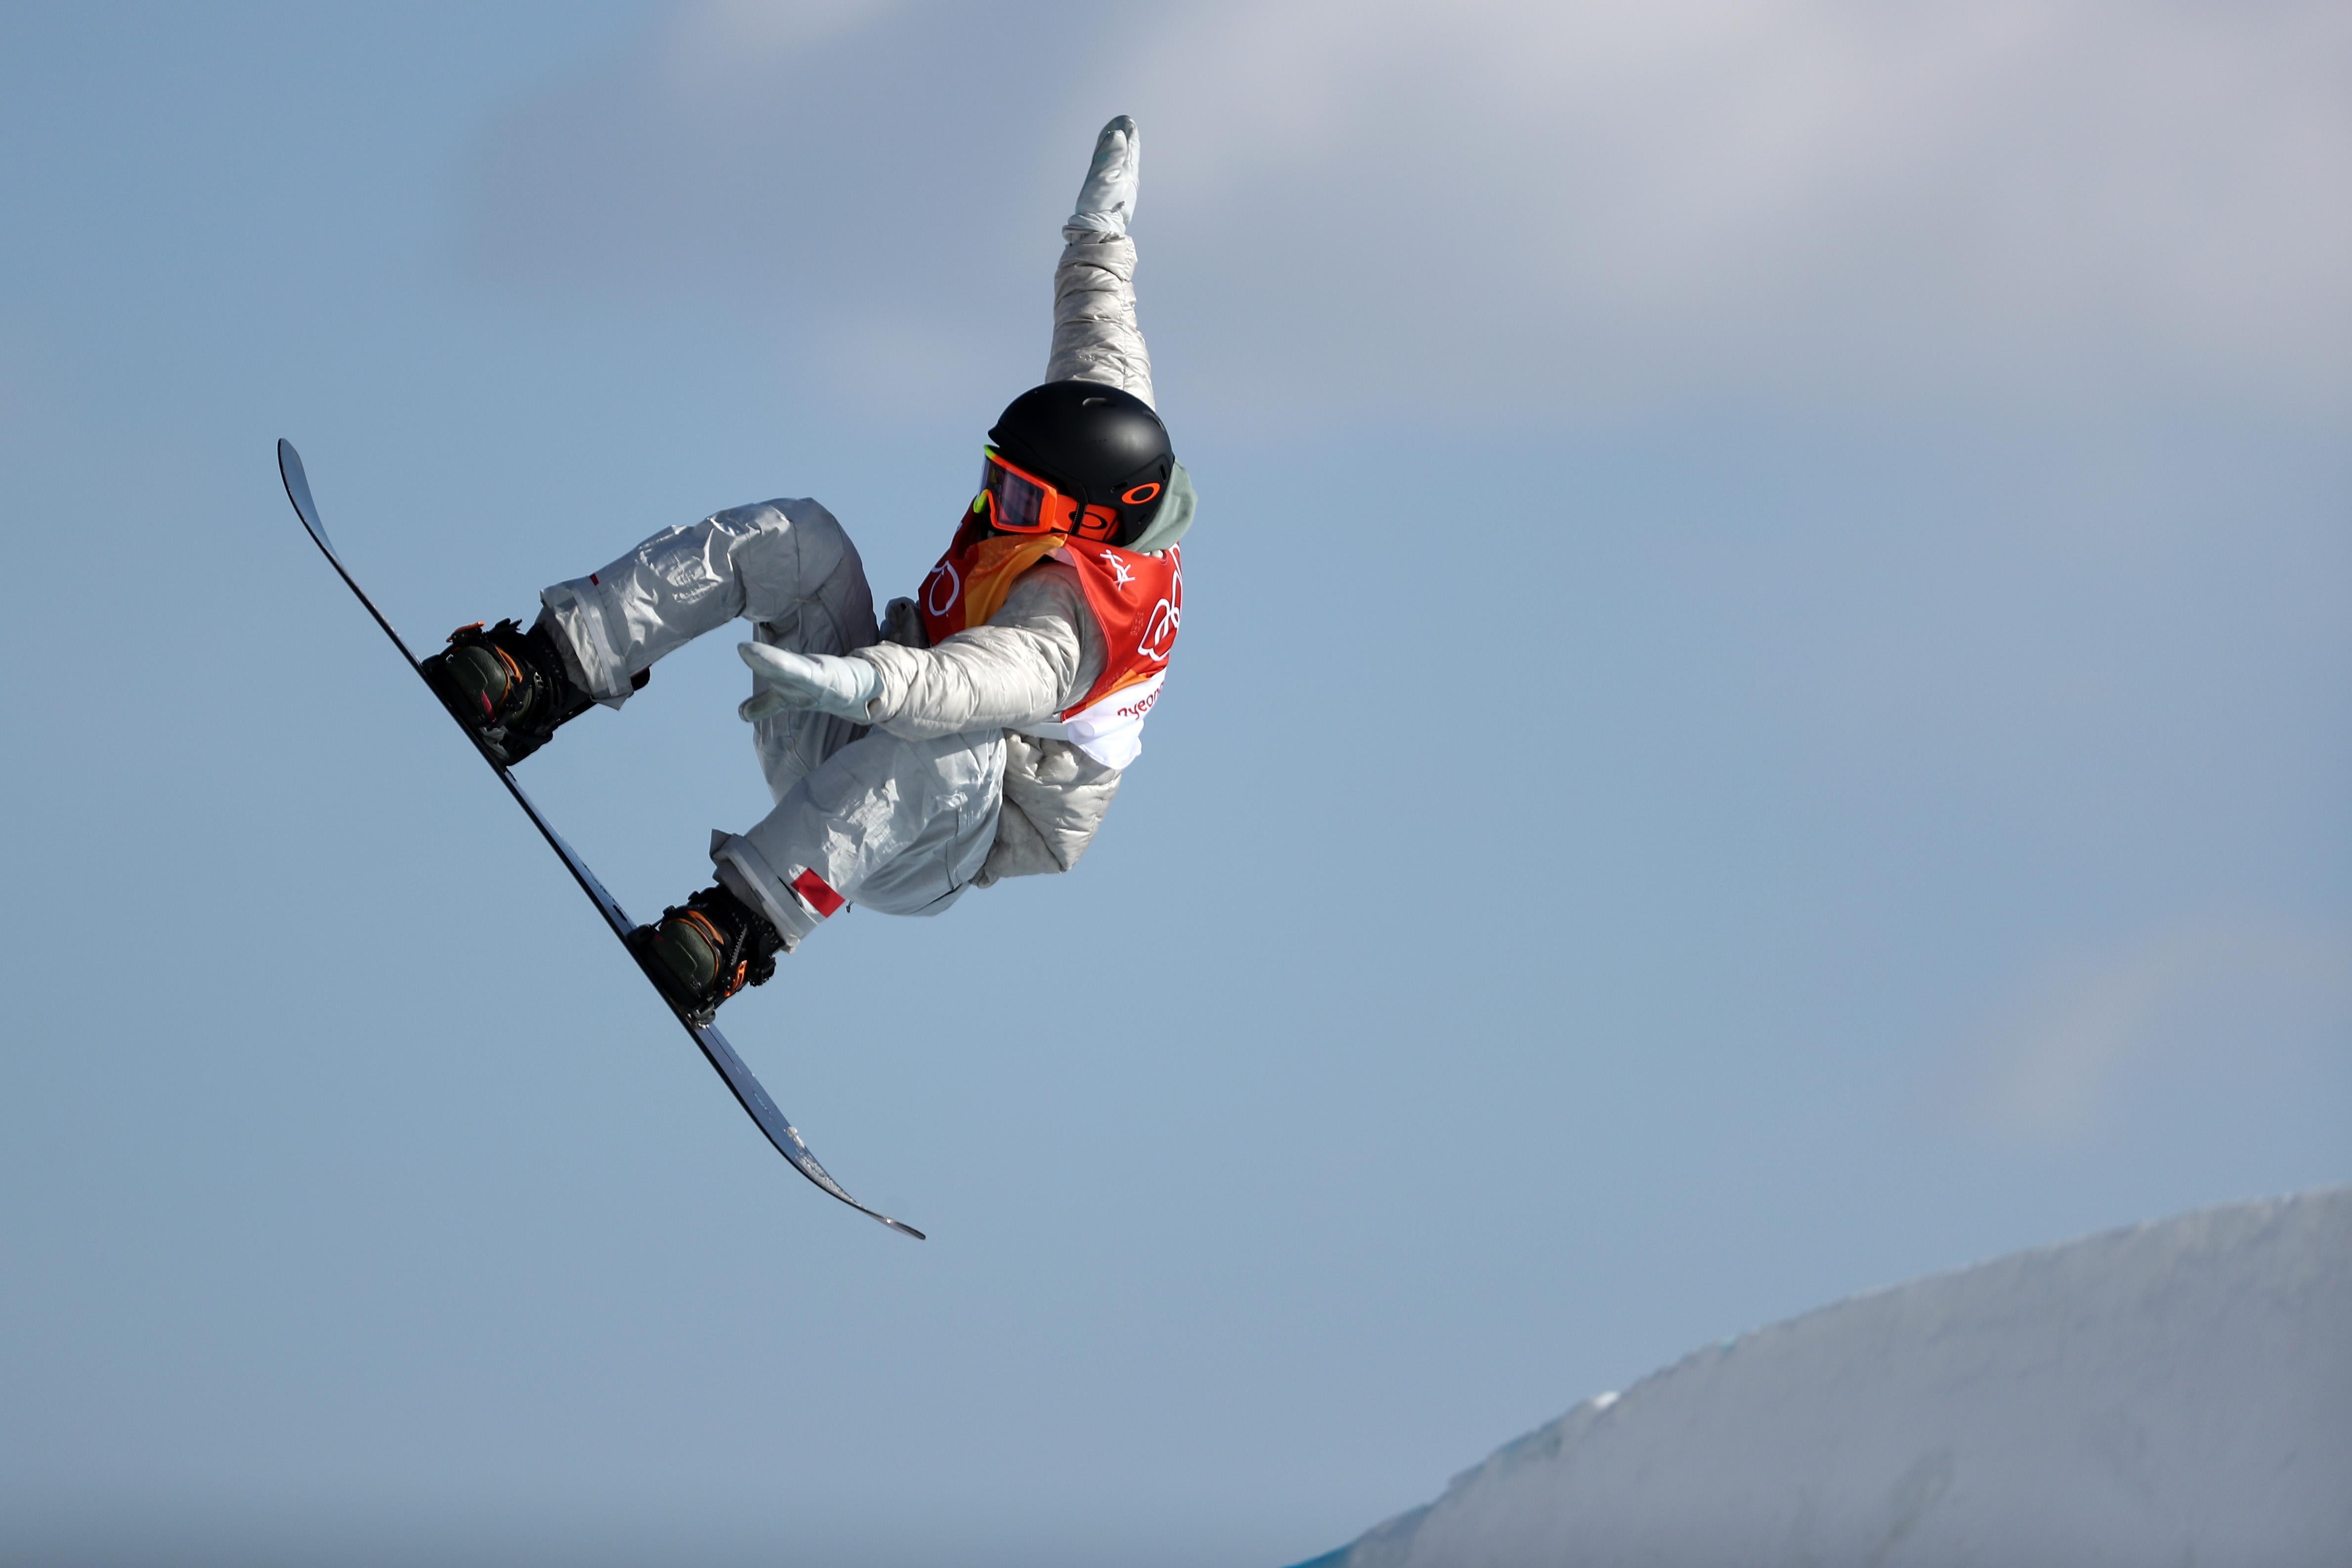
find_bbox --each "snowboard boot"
[420,616,599,766]
[629,883,785,1024]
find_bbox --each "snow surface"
[1295,1187,2352,1568]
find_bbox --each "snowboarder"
[421,116,1191,1024]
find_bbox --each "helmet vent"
[1081,396,1108,408]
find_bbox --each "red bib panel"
[916,522,1182,767]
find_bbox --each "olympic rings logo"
[923,560,962,617]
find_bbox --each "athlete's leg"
[710,727,1007,950]
[539,497,877,708]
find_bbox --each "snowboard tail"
[277,439,923,1240]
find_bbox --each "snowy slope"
[1296,1187,2352,1568]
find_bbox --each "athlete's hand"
[737,642,882,723]
[1066,115,1139,237]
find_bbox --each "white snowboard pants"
[539,499,1004,950]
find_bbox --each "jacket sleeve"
[1048,232,1153,406]
[850,560,1104,740]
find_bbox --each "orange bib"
[916,523,1182,768]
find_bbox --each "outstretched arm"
[735,564,1106,739]
[853,565,1105,740]
[1048,116,1153,406]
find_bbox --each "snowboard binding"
[420,617,596,767]
[630,883,785,1025]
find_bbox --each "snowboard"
[277,440,924,1240]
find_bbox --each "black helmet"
[987,380,1173,546]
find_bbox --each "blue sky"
[1,4,2346,1565]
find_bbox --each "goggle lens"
[976,450,1128,541]
[980,451,1080,535]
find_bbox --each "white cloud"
[1964,918,2352,1136]
[1127,0,2351,409]
[462,0,2352,414]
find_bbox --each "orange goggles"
[974,450,1120,541]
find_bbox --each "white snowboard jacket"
[855,563,1118,884]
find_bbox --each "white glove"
[737,642,882,723]
[1066,115,1139,238]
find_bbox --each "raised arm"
[1048,116,1153,406]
